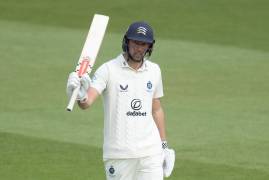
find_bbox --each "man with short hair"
[67,21,175,180]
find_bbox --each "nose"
[133,43,147,52]
[136,45,145,52]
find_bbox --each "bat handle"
[66,86,80,111]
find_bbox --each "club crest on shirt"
[146,81,153,92]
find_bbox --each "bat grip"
[66,86,80,111]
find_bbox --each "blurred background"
[0,0,269,179]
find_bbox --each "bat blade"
[66,14,109,111]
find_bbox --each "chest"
[108,68,157,96]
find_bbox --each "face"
[128,40,150,62]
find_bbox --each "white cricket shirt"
[91,54,164,159]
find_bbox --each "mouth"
[131,52,144,62]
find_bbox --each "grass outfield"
[1,0,269,179]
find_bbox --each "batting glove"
[66,72,91,101]
[162,141,175,178]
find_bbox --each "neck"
[123,53,143,70]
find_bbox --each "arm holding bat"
[66,14,109,111]
[66,72,99,109]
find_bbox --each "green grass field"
[0,0,269,179]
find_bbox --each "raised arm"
[67,72,100,110]
[78,87,100,109]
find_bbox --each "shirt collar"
[119,54,148,71]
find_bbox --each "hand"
[66,72,91,101]
[162,142,175,178]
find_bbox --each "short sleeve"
[90,63,109,94]
[153,65,164,98]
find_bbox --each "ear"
[147,43,154,56]
[122,35,128,52]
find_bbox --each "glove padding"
[66,72,91,101]
[163,148,175,177]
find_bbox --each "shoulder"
[96,54,122,72]
[145,60,161,72]
[103,54,123,68]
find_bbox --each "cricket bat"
[66,14,109,111]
